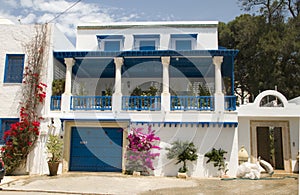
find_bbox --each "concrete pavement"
[0,173,197,194]
[0,172,298,195]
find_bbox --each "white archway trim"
[253,90,288,108]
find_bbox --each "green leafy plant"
[166,140,198,173]
[52,79,65,96]
[204,148,228,175]
[46,134,63,163]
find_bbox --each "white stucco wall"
[131,123,238,177]
[0,24,37,118]
[52,24,75,51]
[76,21,218,50]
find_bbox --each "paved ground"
[0,173,298,195]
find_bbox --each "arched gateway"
[238,90,300,173]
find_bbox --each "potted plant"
[52,79,65,96]
[46,134,63,176]
[166,140,198,178]
[204,148,229,178]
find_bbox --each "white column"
[61,58,75,113]
[112,57,124,114]
[161,56,171,112]
[213,56,224,112]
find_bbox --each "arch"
[253,90,288,108]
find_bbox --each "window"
[139,40,156,51]
[175,40,192,50]
[4,54,25,83]
[0,119,19,145]
[104,41,121,51]
[171,34,197,51]
[97,35,124,51]
[134,35,160,51]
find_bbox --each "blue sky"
[0,0,245,39]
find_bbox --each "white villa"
[0,19,299,177]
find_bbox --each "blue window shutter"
[104,41,120,51]
[139,40,156,51]
[4,54,25,83]
[175,40,192,50]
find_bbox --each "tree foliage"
[219,4,300,102]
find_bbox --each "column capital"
[114,57,124,67]
[161,56,170,66]
[213,56,223,66]
[64,58,75,67]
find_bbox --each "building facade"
[1,20,298,177]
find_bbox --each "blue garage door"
[70,127,123,172]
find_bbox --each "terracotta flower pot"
[48,162,59,176]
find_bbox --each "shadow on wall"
[201,128,235,177]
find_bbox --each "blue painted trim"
[131,121,238,127]
[133,34,160,39]
[171,96,214,111]
[4,54,25,83]
[224,96,237,111]
[50,96,61,111]
[122,96,161,111]
[60,118,131,125]
[171,34,197,38]
[53,49,239,59]
[231,55,235,95]
[71,96,112,111]
[96,35,124,40]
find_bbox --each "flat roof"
[77,21,218,30]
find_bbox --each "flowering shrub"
[126,126,160,175]
[1,24,48,174]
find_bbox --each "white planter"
[177,172,187,179]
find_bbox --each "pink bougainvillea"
[126,126,160,175]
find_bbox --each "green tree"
[219,12,300,102]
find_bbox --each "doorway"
[250,121,291,172]
[256,126,284,169]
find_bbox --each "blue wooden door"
[70,127,123,172]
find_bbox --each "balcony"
[171,96,214,111]
[122,96,161,111]
[71,96,112,111]
[50,95,236,112]
[50,96,62,111]
[225,96,237,111]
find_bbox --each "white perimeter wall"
[132,123,238,178]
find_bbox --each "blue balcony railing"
[71,96,112,111]
[50,96,61,111]
[225,96,237,111]
[122,96,161,111]
[171,96,214,111]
